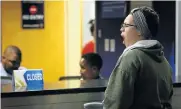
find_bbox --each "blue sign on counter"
[13,69,44,87]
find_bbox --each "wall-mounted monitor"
[101,1,127,18]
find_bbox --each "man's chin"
[122,41,126,47]
[5,69,13,75]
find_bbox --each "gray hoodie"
[103,40,173,109]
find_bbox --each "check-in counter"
[172,76,181,109]
[1,79,107,109]
[1,77,181,109]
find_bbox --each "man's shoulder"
[120,49,142,70]
[82,40,95,55]
[0,62,9,77]
[85,40,94,48]
[123,49,142,60]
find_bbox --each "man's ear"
[137,31,141,36]
[92,66,97,71]
[92,66,99,76]
[1,56,6,63]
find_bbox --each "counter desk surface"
[1,76,181,98]
[1,79,107,98]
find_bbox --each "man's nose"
[120,27,124,32]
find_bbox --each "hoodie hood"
[132,40,164,62]
[115,40,164,67]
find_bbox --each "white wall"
[64,0,81,77]
[82,0,95,47]
[176,1,181,77]
[63,0,96,79]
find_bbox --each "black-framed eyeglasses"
[121,23,136,29]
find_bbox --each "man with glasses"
[0,45,25,77]
[84,6,173,109]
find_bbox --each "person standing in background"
[82,19,95,55]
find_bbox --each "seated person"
[80,53,103,80]
[0,45,25,77]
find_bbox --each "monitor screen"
[101,1,126,18]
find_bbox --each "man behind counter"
[0,45,25,77]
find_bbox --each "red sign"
[29,5,37,15]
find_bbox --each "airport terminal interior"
[1,1,181,109]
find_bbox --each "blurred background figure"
[80,53,103,80]
[82,19,95,55]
